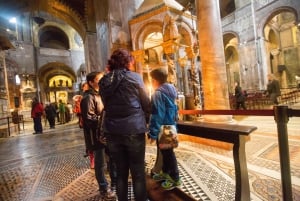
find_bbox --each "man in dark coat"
[267,74,281,105]
[44,102,56,129]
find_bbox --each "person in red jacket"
[31,97,44,134]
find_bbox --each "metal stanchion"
[273,105,293,201]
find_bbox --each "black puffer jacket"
[99,69,151,135]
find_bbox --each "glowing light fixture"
[9,17,17,24]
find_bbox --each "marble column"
[196,0,231,122]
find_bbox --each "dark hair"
[150,68,168,84]
[86,71,100,86]
[108,48,134,71]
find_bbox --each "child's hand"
[149,138,156,145]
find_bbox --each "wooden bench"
[175,120,257,201]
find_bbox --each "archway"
[224,33,240,93]
[39,26,70,50]
[38,62,76,105]
[263,8,299,88]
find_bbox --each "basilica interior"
[0,0,300,200]
[0,0,299,116]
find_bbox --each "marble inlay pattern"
[0,163,43,201]
[1,115,300,201]
[259,143,300,165]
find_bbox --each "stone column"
[196,0,231,122]
[93,0,110,71]
[84,33,99,73]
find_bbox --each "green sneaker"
[152,172,170,181]
[161,178,182,190]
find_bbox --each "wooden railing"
[229,88,300,109]
[148,106,298,201]
[0,115,24,136]
[176,106,299,201]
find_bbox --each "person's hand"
[99,135,107,145]
[149,138,156,145]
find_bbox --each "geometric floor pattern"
[1,114,300,201]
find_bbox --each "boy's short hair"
[86,71,100,83]
[150,68,167,84]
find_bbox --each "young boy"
[148,67,181,190]
[80,72,116,199]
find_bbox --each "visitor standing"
[80,71,116,200]
[99,48,151,201]
[148,67,181,190]
[58,100,66,124]
[31,97,44,134]
[234,82,247,110]
[44,102,56,129]
[266,73,281,105]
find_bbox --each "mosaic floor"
[0,115,300,201]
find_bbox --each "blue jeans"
[94,148,109,191]
[107,133,147,201]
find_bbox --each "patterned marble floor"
[0,114,300,201]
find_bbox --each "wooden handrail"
[176,120,256,201]
[0,115,25,136]
[178,109,274,116]
[175,106,298,201]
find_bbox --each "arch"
[177,21,194,47]
[223,31,240,47]
[38,62,76,89]
[261,8,299,87]
[41,0,86,39]
[133,20,164,51]
[133,19,195,52]
[38,62,77,103]
[258,6,298,38]
[223,32,240,93]
[38,25,70,49]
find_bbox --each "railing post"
[273,105,293,201]
[7,116,10,137]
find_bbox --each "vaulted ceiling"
[0,0,235,39]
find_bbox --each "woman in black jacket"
[99,48,151,201]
